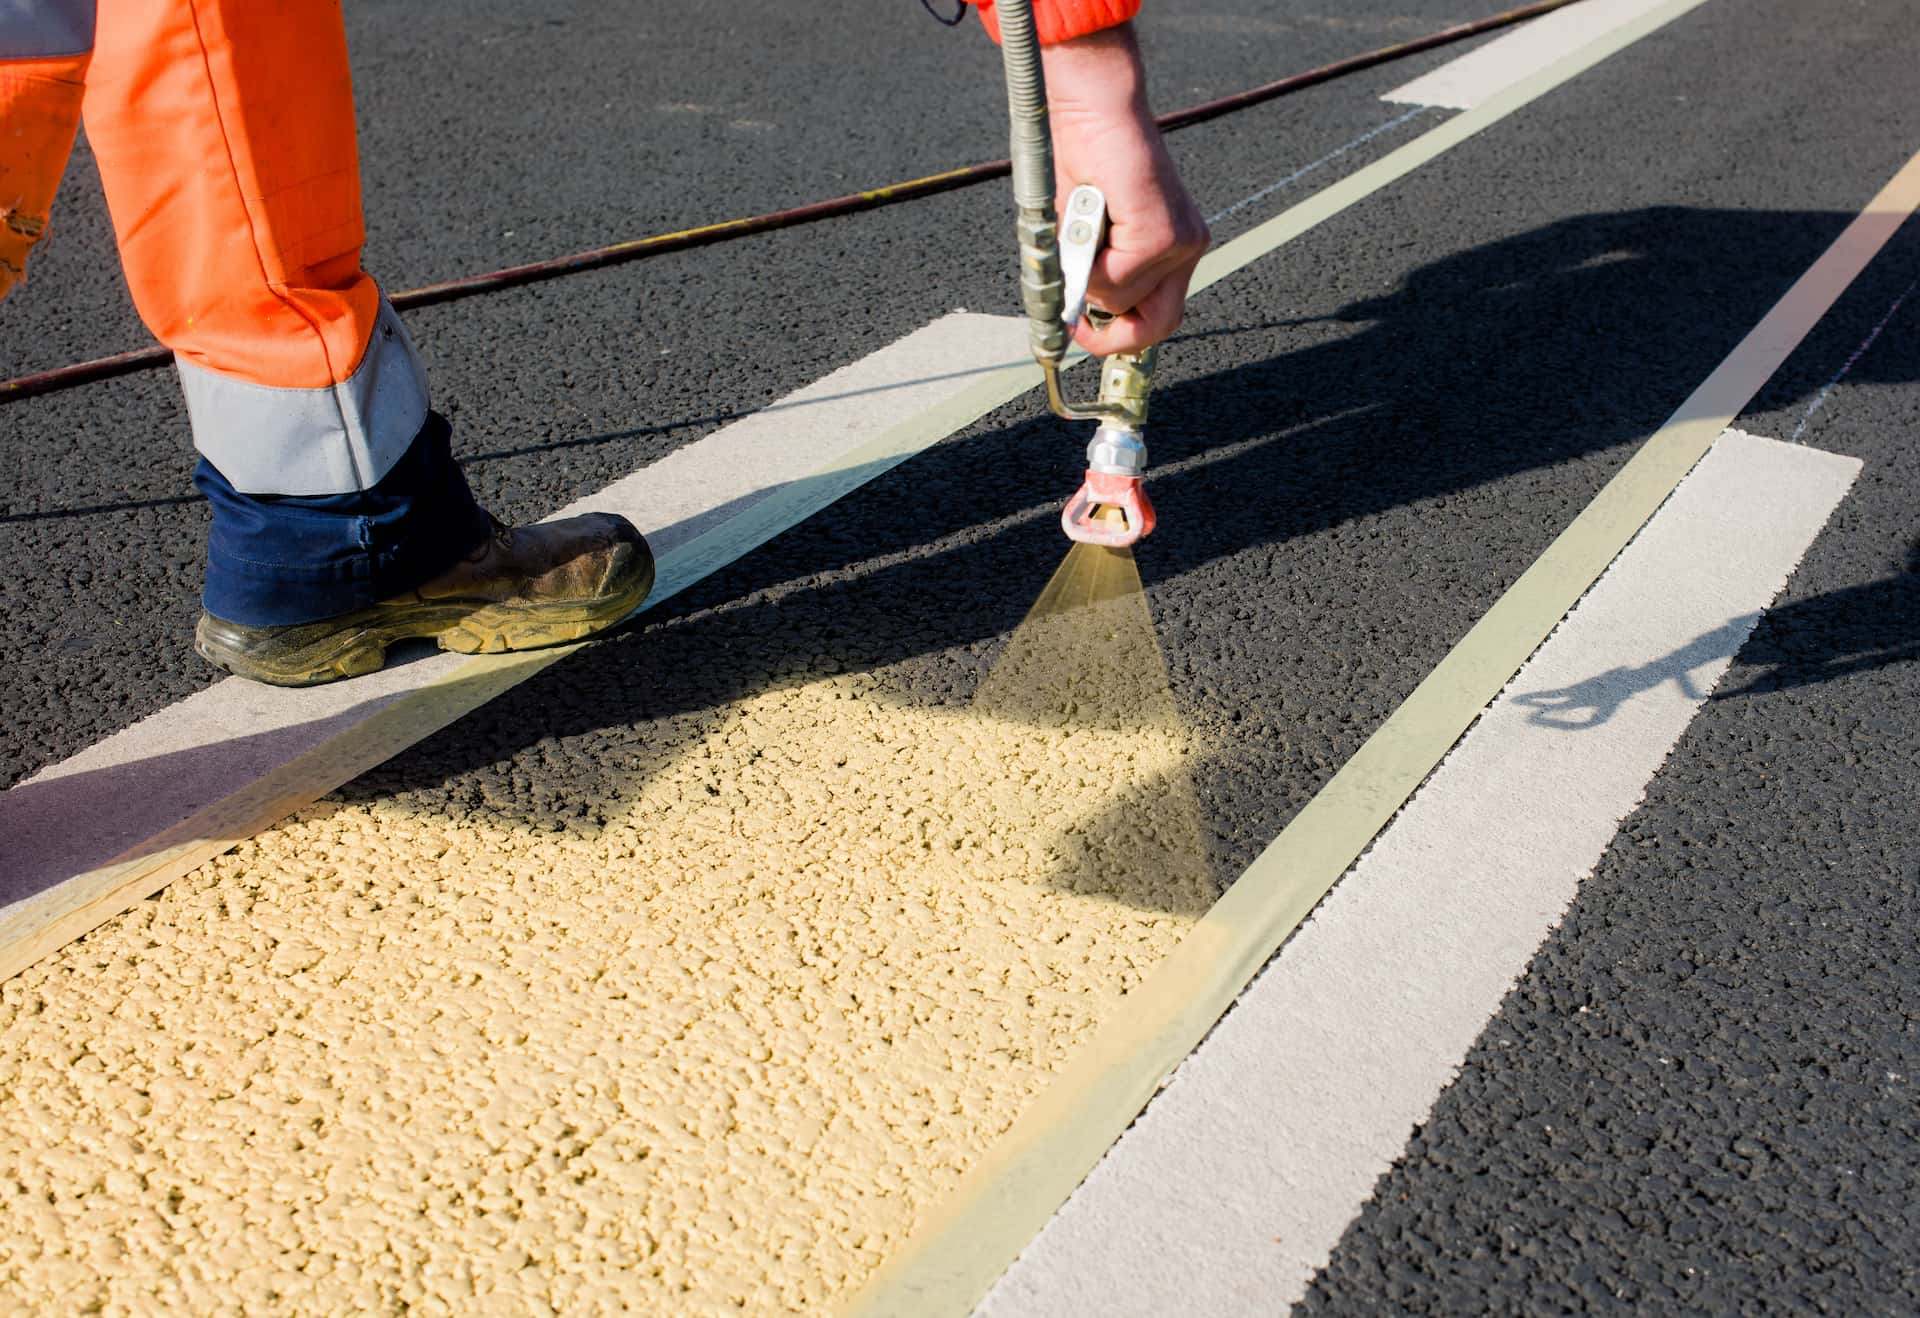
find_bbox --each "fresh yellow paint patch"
[0,548,1209,1312]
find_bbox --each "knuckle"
[1139,218,1179,253]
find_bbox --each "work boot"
[194,512,655,687]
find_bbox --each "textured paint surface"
[0,548,1209,1311]
[4,0,1916,1311]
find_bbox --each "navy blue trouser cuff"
[197,411,491,627]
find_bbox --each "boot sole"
[195,556,656,688]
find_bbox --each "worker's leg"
[0,7,91,299]
[79,0,489,626]
[77,0,651,682]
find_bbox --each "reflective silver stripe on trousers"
[175,300,431,495]
[0,0,95,58]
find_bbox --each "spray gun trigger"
[1059,184,1107,330]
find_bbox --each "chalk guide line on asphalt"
[979,430,1861,1315]
[1791,277,1916,442]
[1205,105,1435,226]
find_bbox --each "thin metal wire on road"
[0,0,1584,404]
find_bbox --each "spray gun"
[996,0,1159,549]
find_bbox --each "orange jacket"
[968,0,1142,45]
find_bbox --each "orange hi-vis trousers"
[2,0,427,496]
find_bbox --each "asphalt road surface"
[2,0,1915,1310]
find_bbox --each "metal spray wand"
[996,0,1158,548]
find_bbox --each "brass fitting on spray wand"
[996,0,1158,548]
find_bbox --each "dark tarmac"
[2,0,1916,1309]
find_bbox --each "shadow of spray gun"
[1512,616,1759,729]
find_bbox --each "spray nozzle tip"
[1062,470,1155,547]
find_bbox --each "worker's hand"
[1042,24,1209,356]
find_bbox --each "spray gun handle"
[1041,184,1159,427]
[1060,184,1107,330]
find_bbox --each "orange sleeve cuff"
[969,0,1141,45]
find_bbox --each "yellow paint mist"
[974,541,1213,913]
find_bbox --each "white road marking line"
[545,314,1029,557]
[978,429,1860,1316]
[1791,278,1915,441]
[1206,107,1435,226]
[1384,0,1680,110]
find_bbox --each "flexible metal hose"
[995,0,1069,364]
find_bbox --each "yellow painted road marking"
[0,546,1214,1312]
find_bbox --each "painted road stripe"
[848,149,1920,1318]
[0,0,1712,980]
[978,430,1861,1315]
[1383,0,1676,110]
[541,314,1028,555]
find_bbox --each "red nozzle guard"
[1061,468,1156,548]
